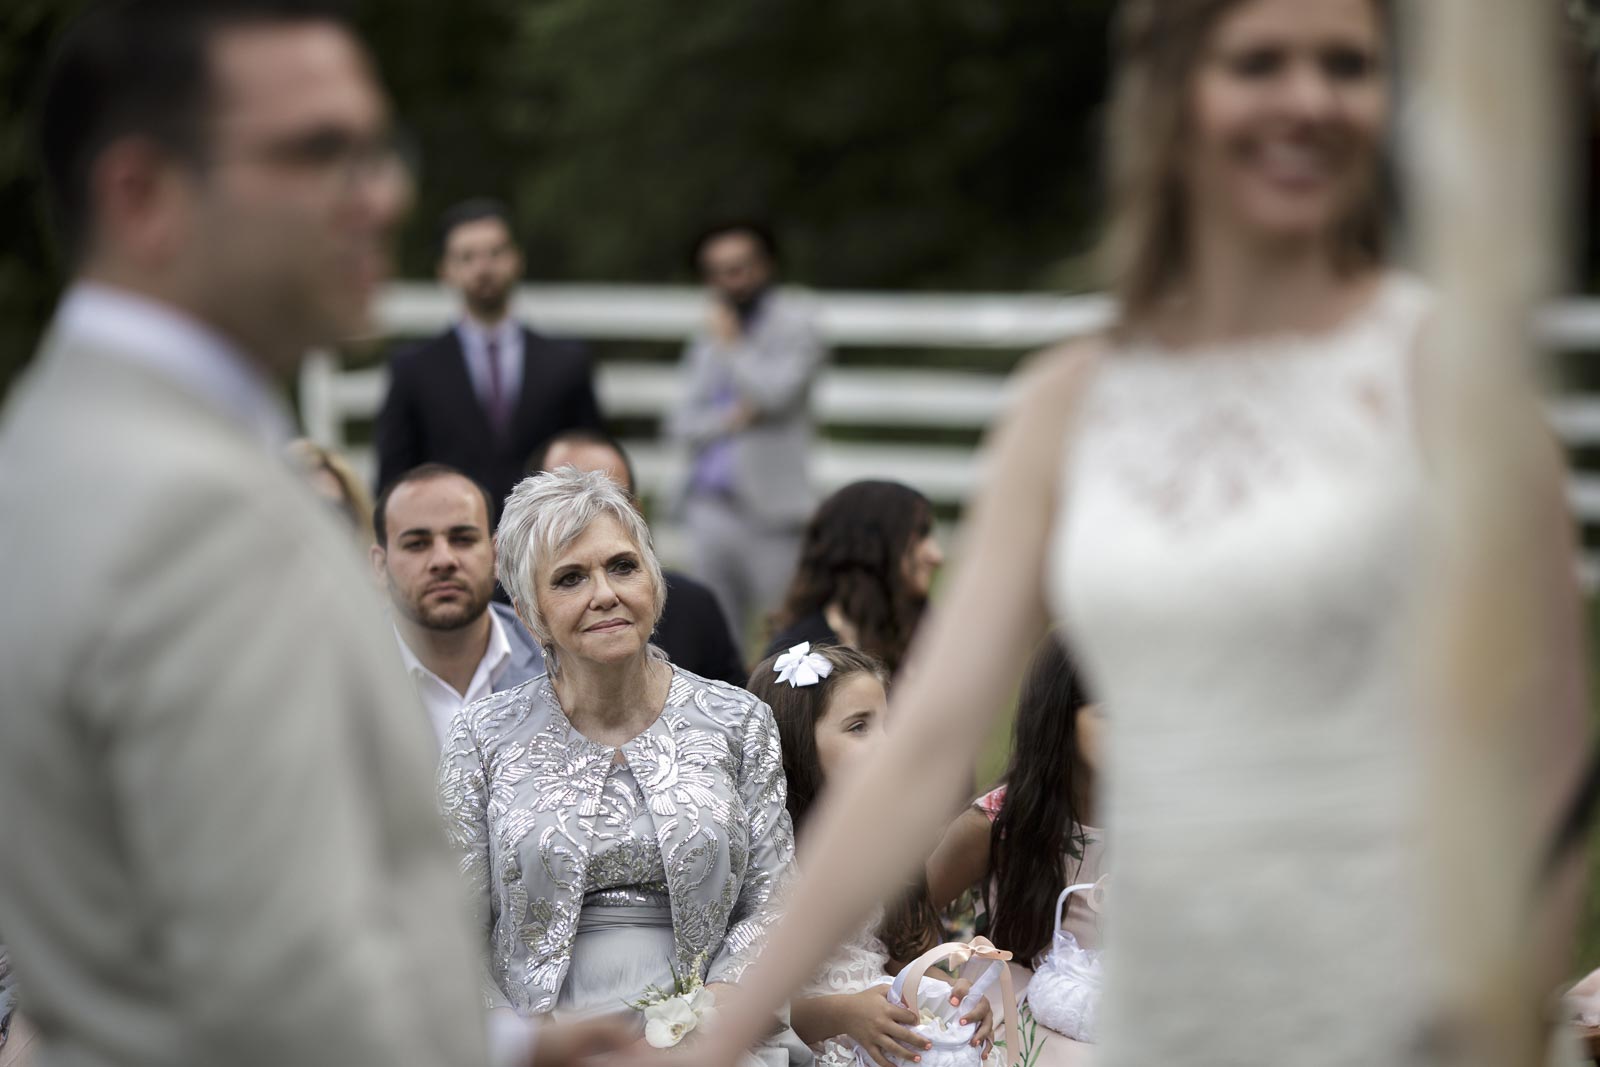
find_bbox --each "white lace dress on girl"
[801,911,893,1067]
[1050,275,1435,1066]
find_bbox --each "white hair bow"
[773,642,833,688]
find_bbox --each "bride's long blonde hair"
[1101,0,1391,325]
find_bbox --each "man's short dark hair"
[373,463,499,547]
[37,0,355,262]
[437,197,516,260]
[689,219,780,276]
[529,429,638,497]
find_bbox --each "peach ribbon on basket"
[892,936,1020,1067]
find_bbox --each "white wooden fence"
[300,282,1600,573]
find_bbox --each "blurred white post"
[1409,1,1567,1064]
[299,350,340,447]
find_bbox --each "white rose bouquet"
[628,954,718,1049]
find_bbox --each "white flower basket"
[861,937,1019,1067]
[1020,878,1106,1043]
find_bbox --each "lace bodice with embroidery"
[1048,275,1436,1066]
[582,761,669,903]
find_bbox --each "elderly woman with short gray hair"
[438,467,805,1063]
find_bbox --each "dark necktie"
[485,336,509,433]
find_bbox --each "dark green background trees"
[0,0,1115,398]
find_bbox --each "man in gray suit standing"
[0,4,625,1067]
[670,222,829,644]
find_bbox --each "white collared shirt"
[393,607,514,746]
[53,282,296,448]
[454,317,524,415]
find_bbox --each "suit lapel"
[510,326,549,445]
[437,327,499,450]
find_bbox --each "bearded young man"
[371,464,543,744]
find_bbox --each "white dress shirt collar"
[456,315,520,350]
[53,282,295,448]
[393,606,515,746]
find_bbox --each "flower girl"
[750,643,994,1067]
[927,635,1103,1064]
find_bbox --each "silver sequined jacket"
[438,667,797,1015]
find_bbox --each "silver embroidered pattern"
[439,670,797,1013]
[585,885,671,908]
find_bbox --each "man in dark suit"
[375,199,602,516]
[535,430,749,687]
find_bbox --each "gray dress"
[555,759,677,1017]
[440,667,811,1063]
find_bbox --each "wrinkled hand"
[948,977,995,1056]
[837,985,928,1067]
[532,1012,638,1067]
[593,984,736,1067]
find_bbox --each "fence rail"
[301,283,1600,574]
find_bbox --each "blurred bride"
[683,1,1591,1065]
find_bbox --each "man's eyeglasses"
[210,124,420,194]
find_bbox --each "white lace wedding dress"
[1050,274,1437,1065]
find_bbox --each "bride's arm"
[926,807,994,913]
[689,344,1101,1063]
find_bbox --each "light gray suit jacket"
[0,335,487,1067]
[489,601,545,690]
[669,288,828,527]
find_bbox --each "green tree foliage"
[0,0,87,401]
[375,0,1114,290]
[0,0,1112,395]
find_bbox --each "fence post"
[298,349,341,450]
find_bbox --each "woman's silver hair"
[496,466,668,672]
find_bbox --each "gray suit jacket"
[669,289,828,527]
[489,601,545,689]
[0,336,487,1067]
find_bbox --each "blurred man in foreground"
[0,3,625,1066]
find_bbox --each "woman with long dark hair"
[765,481,944,675]
[928,635,1101,964]
[928,635,1103,1064]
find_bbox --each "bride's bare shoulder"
[1003,333,1111,430]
